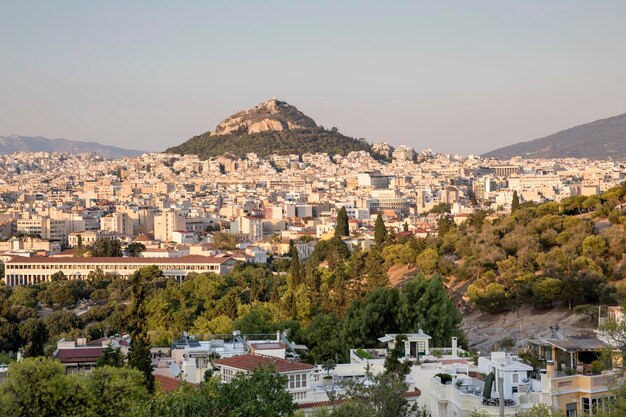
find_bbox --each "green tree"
[213,232,238,250]
[335,206,349,237]
[516,404,565,417]
[126,242,146,257]
[429,202,452,214]
[398,274,464,348]
[43,310,80,337]
[511,190,520,212]
[83,366,148,416]
[374,213,387,246]
[384,334,411,378]
[341,288,401,350]
[436,215,455,237]
[96,345,124,368]
[90,238,122,257]
[333,367,416,417]
[467,281,509,314]
[0,357,86,417]
[134,367,296,417]
[364,249,389,291]
[133,380,218,416]
[0,318,18,352]
[288,245,303,318]
[50,271,67,282]
[415,247,439,275]
[532,278,563,309]
[215,366,296,416]
[127,266,160,393]
[18,318,48,357]
[301,314,343,363]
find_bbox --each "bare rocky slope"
[212,98,318,135]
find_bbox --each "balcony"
[550,372,617,394]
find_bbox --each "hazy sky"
[2,1,626,154]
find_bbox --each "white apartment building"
[100,212,134,235]
[154,210,186,242]
[67,230,125,248]
[215,354,315,403]
[16,217,67,243]
[230,216,263,242]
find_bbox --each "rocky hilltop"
[213,98,318,135]
[166,98,371,159]
[483,112,626,160]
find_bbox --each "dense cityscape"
[0,141,626,416]
[3,2,626,417]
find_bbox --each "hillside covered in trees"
[382,183,626,316]
[165,127,372,159]
[165,98,372,158]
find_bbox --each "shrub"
[435,373,452,384]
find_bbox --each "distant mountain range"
[0,135,145,159]
[166,98,372,159]
[483,113,626,160]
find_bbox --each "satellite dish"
[169,363,181,378]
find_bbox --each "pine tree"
[511,190,520,212]
[335,206,349,237]
[127,267,158,393]
[96,345,124,368]
[374,213,387,246]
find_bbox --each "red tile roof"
[215,354,314,373]
[154,374,196,393]
[54,347,103,363]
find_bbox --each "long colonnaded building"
[2,255,236,286]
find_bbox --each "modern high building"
[100,212,133,235]
[154,210,186,242]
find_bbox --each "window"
[292,391,307,400]
[512,373,519,383]
[222,368,237,383]
[288,373,307,390]
[582,398,590,414]
[588,396,615,414]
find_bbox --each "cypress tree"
[374,213,387,246]
[127,267,157,393]
[288,245,301,291]
[335,206,349,237]
[365,249,390,291]
[511,190,520,212]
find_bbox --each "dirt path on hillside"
[461,305,597,353]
